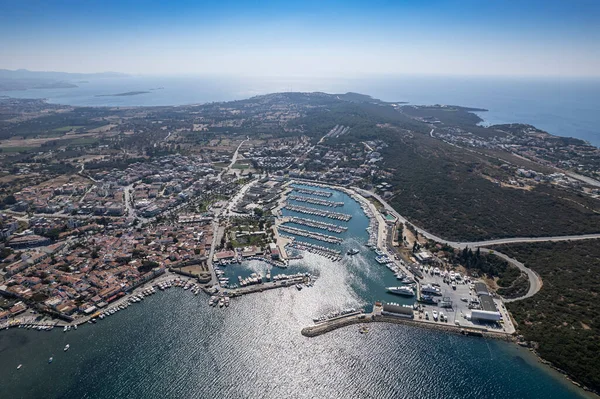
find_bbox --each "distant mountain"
[0,69,128,91]
[0,69,128,80]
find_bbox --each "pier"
[284,203,352,221]
[288,216,347,233]
[226,275,309,297]
[293,187,332,197]
[278,225,343,244]
[286,240,342,260]
[288,195,344,207]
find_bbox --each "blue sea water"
[1,75,599,146]
[0,186,591,399]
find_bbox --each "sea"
[0,184,592,399]
[0,75,599,147]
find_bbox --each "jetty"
[293,187,332,197]
[288,216,347,233]
[288,195,344,207]
[284,203,352,221]
[278,225,343,244]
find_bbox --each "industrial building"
[381,303,414,318]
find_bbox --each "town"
[0,92,599,393]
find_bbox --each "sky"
[0,0,599,77]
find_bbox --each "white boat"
[218,298,225,308]
[48,357,53,364]
[63,326,67,332]
[17,364,22,370]
[64,344,70,352]
[224,297,230,307]
[386,286,415,297]
[74,324,77,330]
[432,310,439,321]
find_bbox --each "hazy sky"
[1,0,599,77]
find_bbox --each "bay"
[0,186,591,399]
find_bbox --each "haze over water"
[0,187,589,399]
[2,75,599,147]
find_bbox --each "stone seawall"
[301,314,513,341]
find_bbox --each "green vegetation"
[377,128,600,241]
[0,146,37,153]
[497,241,600,392]
[52,125,84,132]
[448,247,529,298]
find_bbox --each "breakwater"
[301,313,514,341]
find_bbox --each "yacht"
[64,344,70,352]
[432,310,439,321]
[63,326,68,332]
[386,286,415,297]
[421,284,442,296]
[17,364,22,370]
[347,248,359,256]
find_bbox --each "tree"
[2,195,16,205]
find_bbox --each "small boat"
[296,284,303,291]
[48,357,53,364]
[218,298,225,308]
[64,344,70,352]
[347,248,360,256]
[63,326,67,332]
[17,364,22,370]
[74,325,78,330]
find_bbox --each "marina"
[287,216,347,233]
[283,203,352,221]
[292,187,332,197]
[0,183,587,399]
[285,240,342,261]
[288,194,344,207]
[278,225,343,244]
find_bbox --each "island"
[95,91,151,97]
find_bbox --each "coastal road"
[351,187,600,302]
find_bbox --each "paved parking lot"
[415,268,515,334]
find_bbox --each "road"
[352,187,600,301]
[220,136,249,178]
[223,178,258,217]
[479,248,542,302]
